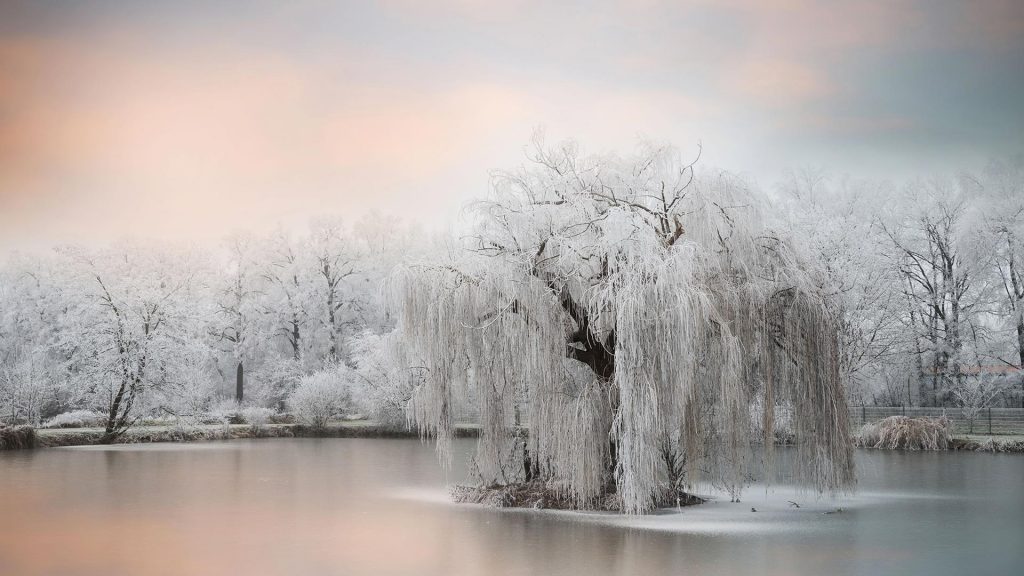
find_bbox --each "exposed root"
[451,481,705,512]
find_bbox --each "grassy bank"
[853,415,1024,453]
[0,425,37,450]
[0,421,481,451]
[6,421,1022,453]
[949,434,1024,453]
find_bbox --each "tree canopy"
[390,138,855,513]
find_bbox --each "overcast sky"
[1,0,1022,249]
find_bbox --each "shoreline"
[3,423,1023,453]
[2,421,481,451]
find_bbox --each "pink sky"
[1,0,1021,248]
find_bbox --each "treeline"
[782,156,1024,409]
[1,152,1023,439]
[0,213,432,438]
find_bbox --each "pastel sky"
[1,0,1022,248]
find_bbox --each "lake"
[1,438,1021,576]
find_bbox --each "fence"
[850,406,1024,435]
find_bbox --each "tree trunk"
[327,288,338,360]
[949,296,962,396]
[1017,317,1024,408]
[1015,316,1024,368]
[236,361,244,403]
[291,319,301,360]
[103,382,127,443]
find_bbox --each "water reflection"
[1,439,1021,576]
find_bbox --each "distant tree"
[261,231,311,363]
[781,170,909,405]
[948,372,1013,433]
[210,234,264,402]
[308,219,358,362]
[0,343,50,425]
[347,329,422,425]
[60,244,201,442]
[0,253,80,423]
[879,181,992,405]
[973,157,1024,406]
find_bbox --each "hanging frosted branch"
[390,137,855,513]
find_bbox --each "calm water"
[1,438,1021,576]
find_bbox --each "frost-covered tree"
[0,343,52,425]
[308,218,359,361]
[879,180,994,406]
[781,171,910,405]
[347,329,424,425]
[260,230,313,363]
[389,138,855,513]
[59,244,205,442]
[974,157,1024,406]
[0,252,83,423]
[948,372,1013,433]
[210,234,264,402]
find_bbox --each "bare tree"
[974,157,1024,406]
[261,231,310,362]
[62,245,198,442]
[949,372,1012,433]
[781,170,908,405]
[309,219,358,362]
[880,182,990,405]
[211,235,262,402]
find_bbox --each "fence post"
[862,405,866,425]
[901,405,905,417]
[988,408,992,435]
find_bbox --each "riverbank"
[4,422,1023,452]
[949,434,1024,452]
[0,421,482,451]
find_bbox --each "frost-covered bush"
[162,352,221,418]
[0,425,36,450]
[40,410,106,429]
[240,406,275,431]
[249,358,307,410]
[856,416,951,450]
[287,367,350,430]
[346,330,420,426]
[138,415,180,426]
[205,399,245,425]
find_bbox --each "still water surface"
[1,438,1021,576]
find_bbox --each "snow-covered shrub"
[249,357,306,410]
[162,351,221,418]
[855,415,951,450]
[40,410,106,429]
[0,425,36,450]
[240,406,275,431]
[948,374,1013,433]
[346,330,420,426]
[287,367,350,430]
[205,399,245,425]
[138,415,180,426]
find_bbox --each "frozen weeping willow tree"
[388,138,854,514]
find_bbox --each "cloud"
[1,0,1022,247]
[729,57,835,107]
